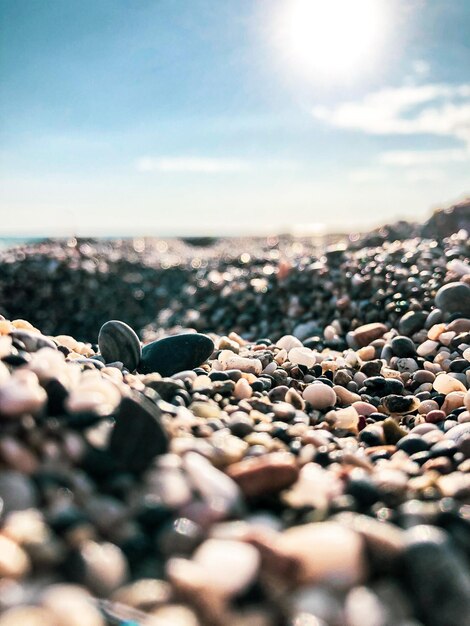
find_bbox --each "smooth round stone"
[0,471,38,514]
[0,376,47,419]
[435,282,470,316]
[278,522,367,588]
[398,311,427,336]
[444,422,470,444]
[0,607,58,626]
[433,374,467,394]
[303,383,336,409]
[98,320,141,371]
[288,347,316,369]
[68,540,128,596]
[390,336,416,357]
[276,335,303,351]
[191,538,260,596]
[41,585,104,626]
[396,435,429,455]
[402,525,470,626]
[140,333,214,376]
[183,452,241,516]
[417,340,439,357]
[0,535,30,579]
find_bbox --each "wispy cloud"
[136,157,249,173]
[135,156,300,174]
[379,148,470,166]
[312,83,470,146]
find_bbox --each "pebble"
[0,371,47,417]
[402,525,470,626]
[435,281,470,316]
[218,351,263,375]
[351,323,388,348]
[0,535,30,579]
[390,336,416,357]
[191,538,260,596]
[68,540,128,596]
[433,373,467,394]
[303,383,336,409]
[267,522,367,588]
[139,333,214,376]
[227,452,299,497]
[109,391,169,473]
[288,347,316,368]
[0,471,38,514]
[98,320,141,371]
[0,207,468,625]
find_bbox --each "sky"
[0,0,469,236]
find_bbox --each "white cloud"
[136,157,249,173]
[312,83,470,146]
[135,157,300,174]
[379,148,470,166]
[404,168,447,182]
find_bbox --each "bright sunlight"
[276,0,390,80]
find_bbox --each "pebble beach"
[0,205,470,626]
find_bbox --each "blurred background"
[1,0,469,239]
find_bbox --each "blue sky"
[0,0,469,236]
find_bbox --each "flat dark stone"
[139,333,214,376]
[108,391,169,473]
[98,320,142,371]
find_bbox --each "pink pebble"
[352,401,376,416]
[425,410,446,423]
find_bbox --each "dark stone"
[382,394,420,415]
[98,320,142,371]
[397,435,429,455]
[144,378,183,401]
[435,282,470,316]
[390,336,417,357]
[139,333,214,376]
[364,377,404,396]
[10,330,57,352]
[398,310,428,336]
[346,476,380,508]
[45,378,69,415]
[108,391,169,473]
[401,525,470,626]
[0,471,38,514]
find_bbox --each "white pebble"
[276,335,303,351]
[218,351,262,375]
[288,347,316,369]
[303,383,336,409]
[417,340,439,357]
[184,452,241,516]
[0,371,47,418]
[192,539,260,596]
[433,373,466,394]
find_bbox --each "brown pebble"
[227,452,299,497]
[353,323,388,348]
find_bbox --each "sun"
[276,0,389,80]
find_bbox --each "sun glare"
[277,0,389,80]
